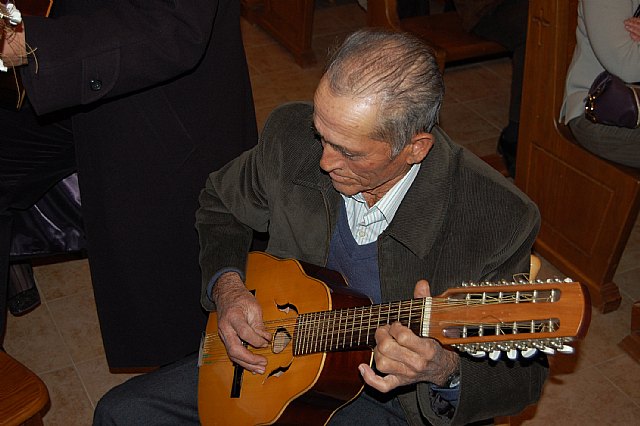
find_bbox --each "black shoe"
[8,263,41,316]
[8,287,41,316]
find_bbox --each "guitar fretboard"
[293,298,431,355]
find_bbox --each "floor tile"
[4,303,73,375]
[39,366,95,425]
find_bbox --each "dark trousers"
[93,353,409,425]
[472,0,529,142]
[0,103,75,341]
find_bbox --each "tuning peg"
[557,345,574,354]
[507,349,518,360]
[540,346,555,355]
[470,350,486,358]
[489,350,501,361]
[521,348,538,358]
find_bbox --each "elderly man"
[94,29,547,425]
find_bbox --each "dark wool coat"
[196,102,547,425]
[20,0,257,368]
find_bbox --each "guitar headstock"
[430,278,591,360]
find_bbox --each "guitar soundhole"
[442,318,560,339]
[272,327,292,354]
[267,361,293,379]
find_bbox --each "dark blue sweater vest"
[326,204,381,304]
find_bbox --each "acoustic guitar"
[0,0,53,109]
[198,252,590,425]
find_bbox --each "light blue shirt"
[342,163,420,245]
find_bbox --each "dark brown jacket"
[196,102,547,425]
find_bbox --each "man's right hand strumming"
[212,272,272,374]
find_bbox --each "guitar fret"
[421,297,432,337]
[336,310,347,349]
[301,312,309,355]
[297,314,303,355]
[324,310,330,352]
[312,311,318,353]
[318,311,324,352]
[298,313,304,355]
[293,315,298,355]
[349,307,355,348]
[358,307,364,346]
[304,312,320,354]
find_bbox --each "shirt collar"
[343,163,421,224]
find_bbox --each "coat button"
[89,79,102,91]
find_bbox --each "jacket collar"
[385,126,454,260]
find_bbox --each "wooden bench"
[619,301,640,362]
[515,0,640,313]
[0,352,49,426]
[366,0,509,72]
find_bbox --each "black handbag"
[584,71,640,129]
[583,4,640,129]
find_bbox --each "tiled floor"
[4,3,640,425]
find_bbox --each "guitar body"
[198,252,373,425]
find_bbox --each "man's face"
[313,79,429,205]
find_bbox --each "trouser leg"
[0,103,75,342]
[472,0,529,177]
[93,353,200,425]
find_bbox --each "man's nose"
[319,145,340,171]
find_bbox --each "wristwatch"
[444,371,461,389]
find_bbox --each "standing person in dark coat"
[0,0,258,369]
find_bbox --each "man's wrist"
[212,271,244,305]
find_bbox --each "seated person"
[93,29,548,425]
[560,0,640,168]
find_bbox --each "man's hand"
[358,279,460,393]
[212,272,272,374]
[0,22,27,67]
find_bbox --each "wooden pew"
[515,0,640,313]
[619,301,640,362]
[366,0,508,72]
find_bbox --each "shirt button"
[89,79,102,91]
[358,230,366,238]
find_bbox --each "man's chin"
[331,180,359,197]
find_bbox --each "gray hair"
[323,29,444,156]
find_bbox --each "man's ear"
[406,132,434,164]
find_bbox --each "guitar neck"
[292,280,589,356]
[293,299,427,355]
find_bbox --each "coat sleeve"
[21,0,220,114]
[582,0,640,83]
[195,136,271,312]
